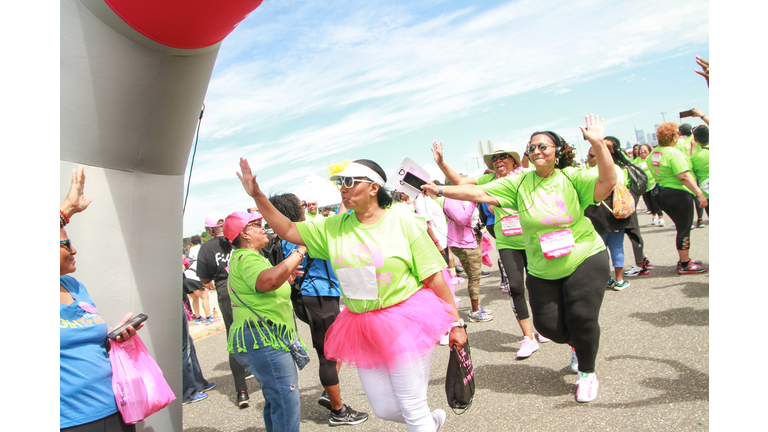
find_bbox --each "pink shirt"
[442,197,477,249]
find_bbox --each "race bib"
[335,267,379,300]
[699,178,709,195]
[651,151,663,167]
[501,214,522,236]
[539,229,575,260]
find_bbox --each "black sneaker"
[329,404,368,426]
[318,390,332,410]
[237,390,250,408]
[677,260,708,274]
[696,220,706,228]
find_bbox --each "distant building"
[635,128,646,144]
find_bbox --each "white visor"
[329,163,386,187]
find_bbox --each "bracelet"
[60,210,70,228]
[437,185,443,197]
[450,318,465,328]
[293,249,305,260]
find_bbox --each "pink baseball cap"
[223,211,263,243]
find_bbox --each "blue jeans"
[601,230,625,268]
[232,327,300,432]
[182,311,209,401]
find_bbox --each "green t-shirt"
[675,135,694,155]
[689,144,709,198]
[476,170,533,250]
[481,167,606,280]
[305,212,321,220]
[648,146,693,195]
[226,248,302,354]
[639,156,655,190]
[296,209,447,313]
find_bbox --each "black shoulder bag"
[445,327,475,414]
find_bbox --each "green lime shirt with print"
[476,169,534,251]
[648,146,694,195]
[481,167,605,280]
[639,155,655,191]
[675,135,694,155]
[296,209,446,313]
[227,248,303,354]
[689,144,709,198]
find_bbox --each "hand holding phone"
[108,313,148,340]
[680,109,694,118]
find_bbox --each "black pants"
[657,187,694,250]
[61,412,134,432]
[294,295,341,386]
[642,191,663,216]
[215,280,248,393]
[498,248,529,321]
[526,250,609,373]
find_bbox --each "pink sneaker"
[515,336,540,359]
[537,333,550,343]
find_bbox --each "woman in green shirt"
[423,114,615,403]
[649,122,709,274]
[223,210,308,432]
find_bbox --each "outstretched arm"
[236,158,305,246]
[421,182,499,206]
[61,166,92,220]
[691,108,709,126]
[695,56,709,88]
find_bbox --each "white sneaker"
[479,305,493,315]
[516,336,540,359]
[570,347,579,373]
[432,408,446,431]
[576,372,599,402]
[537,333,550,343]
[658,219,665,227]
[623,265,647,277]
[651,215,659,225]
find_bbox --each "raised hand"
[236,157,262,198]
[421,181,440,198]
[61,166,92,218]
[579,114,606,145]
[431,140,445,166]
[695,56,709,87]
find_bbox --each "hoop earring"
[556,157,559,165]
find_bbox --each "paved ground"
[183,208,709,431]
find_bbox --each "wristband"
[450,318,465,328]
[60,210,70,228]
[437,185,443,197]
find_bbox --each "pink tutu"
[324,288,455,372]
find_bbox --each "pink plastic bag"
[480,233,493,268]
[109,333,176,424]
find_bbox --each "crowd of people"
[62,61,710,432]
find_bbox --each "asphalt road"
[183,208,709,432]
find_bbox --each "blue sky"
[182,0,709,236]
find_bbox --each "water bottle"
[213,307,219,319]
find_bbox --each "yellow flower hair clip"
[326,160,354,179]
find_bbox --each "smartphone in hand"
[679,109,694,118]
[107,313,148,340]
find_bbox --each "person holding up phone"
[60,167,145,431]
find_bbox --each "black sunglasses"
[491,154,511,163]
[587,153,595,158]
[526,143,555,154]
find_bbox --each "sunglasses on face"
[60,239,72,252]
[587,153,595,158]
[526,143,555,154]
[491,154,510,163]
[244,221,262,230]
[335,177,373,190]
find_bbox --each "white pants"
[357,349,438,432]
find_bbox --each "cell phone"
[402,171,427,190]
[679,109,694,118]
[107,313,148,340]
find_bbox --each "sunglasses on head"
[526,143,555,154]
[335,177,373,190]
[491,153,511,163]
[60,239,72,251]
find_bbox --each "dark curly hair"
[354,159,393,208]
[530,131,576,169]
[269,193,305,223]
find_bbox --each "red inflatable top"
[105,0,264,49]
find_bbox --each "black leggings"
[642,191,663,216]
[657,188,694,250]
[526,250,609,373]
[294,296,341,387]
[498,248,529,321]
[215,280,248,393]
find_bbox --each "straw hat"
[483,143,521,171]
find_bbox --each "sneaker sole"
[329,417,368,426]
[516,345,540,359]
[613,283,630,291]
[468,316,494,323]
[318,399,332,410]
[678,269,708,274]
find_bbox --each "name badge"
[651,151,663,167]
[699,178,709,195]
[501,214,522,236]
[539,229,575,260]
[335,267,379,300]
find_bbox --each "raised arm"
[579,115,616,202]
[431,140,477,186]
[691,108,709,126]
[236,158,305,246]
[695,56,709,88]
[61,166,92,221]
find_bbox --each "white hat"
[329,162,386,187]
[483,143,521,171]
[204,211,226,227]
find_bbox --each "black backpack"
[625,163,648,198]
[259,231,284,267]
